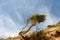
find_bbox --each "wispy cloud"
[0,0,59,37]
[0,15,22,37]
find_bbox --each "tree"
[19,14,46,34]
[19,14,46,40]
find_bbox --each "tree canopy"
[27,14,46,26]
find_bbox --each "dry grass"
[5,21,60,40]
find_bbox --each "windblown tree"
[19,14,46,40]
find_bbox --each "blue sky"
[0,0,60,37]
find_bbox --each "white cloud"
[0,15,22,37]
[0,0,58,37]
[15,11,24,23]
[11,0,57,29]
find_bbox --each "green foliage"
[35,14,46,23]
[29,14,46,24]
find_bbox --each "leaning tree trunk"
[19,24,35,40]
[24,25,34,34]
[19,35,25,40]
